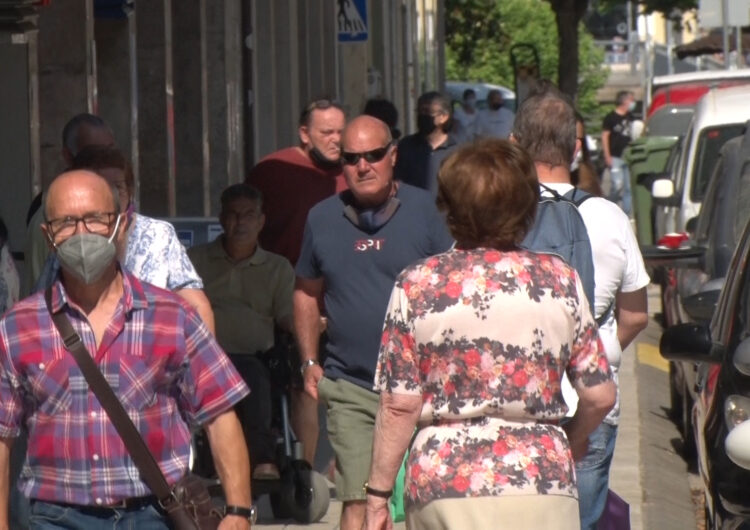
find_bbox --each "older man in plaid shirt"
[0,170,254,529]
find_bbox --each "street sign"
[337,0,368,42]
[699,0,750,29]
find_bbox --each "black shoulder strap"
[564,186,594,207]
[539,183,564,201]
[44,288,173,502]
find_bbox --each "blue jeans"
[608,157,632,217]
[29,500,171,530]
[575,422,618,530]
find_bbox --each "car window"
[675,127,693,191]
[645,108,694,136]
[691,125,746,202]
[695,158,723,243]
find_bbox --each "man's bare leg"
[291,388,319,465]
[340,500,366,530]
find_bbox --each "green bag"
[389,451,408,523]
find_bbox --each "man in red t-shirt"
[247,99,347,266]
[246,99,346,467]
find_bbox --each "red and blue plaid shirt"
[0,270,249,505]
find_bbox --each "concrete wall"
[37,0,95,187]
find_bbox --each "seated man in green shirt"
[189,183,295,480]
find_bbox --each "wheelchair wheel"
[270,468,330,523]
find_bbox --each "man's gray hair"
[512,85,577,167]
[61,114,111,157]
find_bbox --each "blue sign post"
[337,0,368,43]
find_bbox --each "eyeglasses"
[46,212,118,239]
[341,144,393,166]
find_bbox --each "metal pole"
[737,26,745,68]
[666,15,674,75]
[722,0,730,70]
[627,1,636,74]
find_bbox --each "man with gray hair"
[513,85,649,529]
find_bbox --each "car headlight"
[726,420,750,470]
[724,395,750,431]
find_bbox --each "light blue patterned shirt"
[34,214,203,292]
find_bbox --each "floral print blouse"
[374,248,612,507]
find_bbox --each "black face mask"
[489,102,503,111]
[309,146,341,169]
[417,114,437,135]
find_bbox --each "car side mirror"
[660,323,721,363]
[652,178,674,198]
[681,289,720,323]
[651,178,682,207]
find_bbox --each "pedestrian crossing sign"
[337,0,368,42]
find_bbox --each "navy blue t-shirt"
[296,183,454,389]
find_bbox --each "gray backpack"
[521,185,598,320]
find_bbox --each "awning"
[674,30,750,60]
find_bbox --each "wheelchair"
[191,331,330,523]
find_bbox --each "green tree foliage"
[445,0,608,119]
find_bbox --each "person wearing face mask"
[452,88,479,140]
[475,88,516,140]
[601,90,636,217]
[393,91,460,195]
[0,170,255,530]
[246,98,347,468]
[294,115,454,530]
[33,145,215,334]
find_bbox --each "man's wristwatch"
[300,358,319,376]
[224,504,257,524]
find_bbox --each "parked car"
[651,85,750,241]
[647,69,750,118]
[445,81,516,111]
[645,124,750,460]
[658,208,750,527]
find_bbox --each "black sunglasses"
[341,143,393,166]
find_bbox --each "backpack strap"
[564,186,594,207]
[539,183,564,201]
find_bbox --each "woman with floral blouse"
[363,139,616,529]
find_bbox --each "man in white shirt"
[512,87,649,530]
[476,89,515,139]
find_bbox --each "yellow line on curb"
[637,342,669,372]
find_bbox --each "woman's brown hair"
[436,139,539,249]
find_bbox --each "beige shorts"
[406,494,580,530]
[317,376,379,502]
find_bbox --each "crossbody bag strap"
[44,288,174,503]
